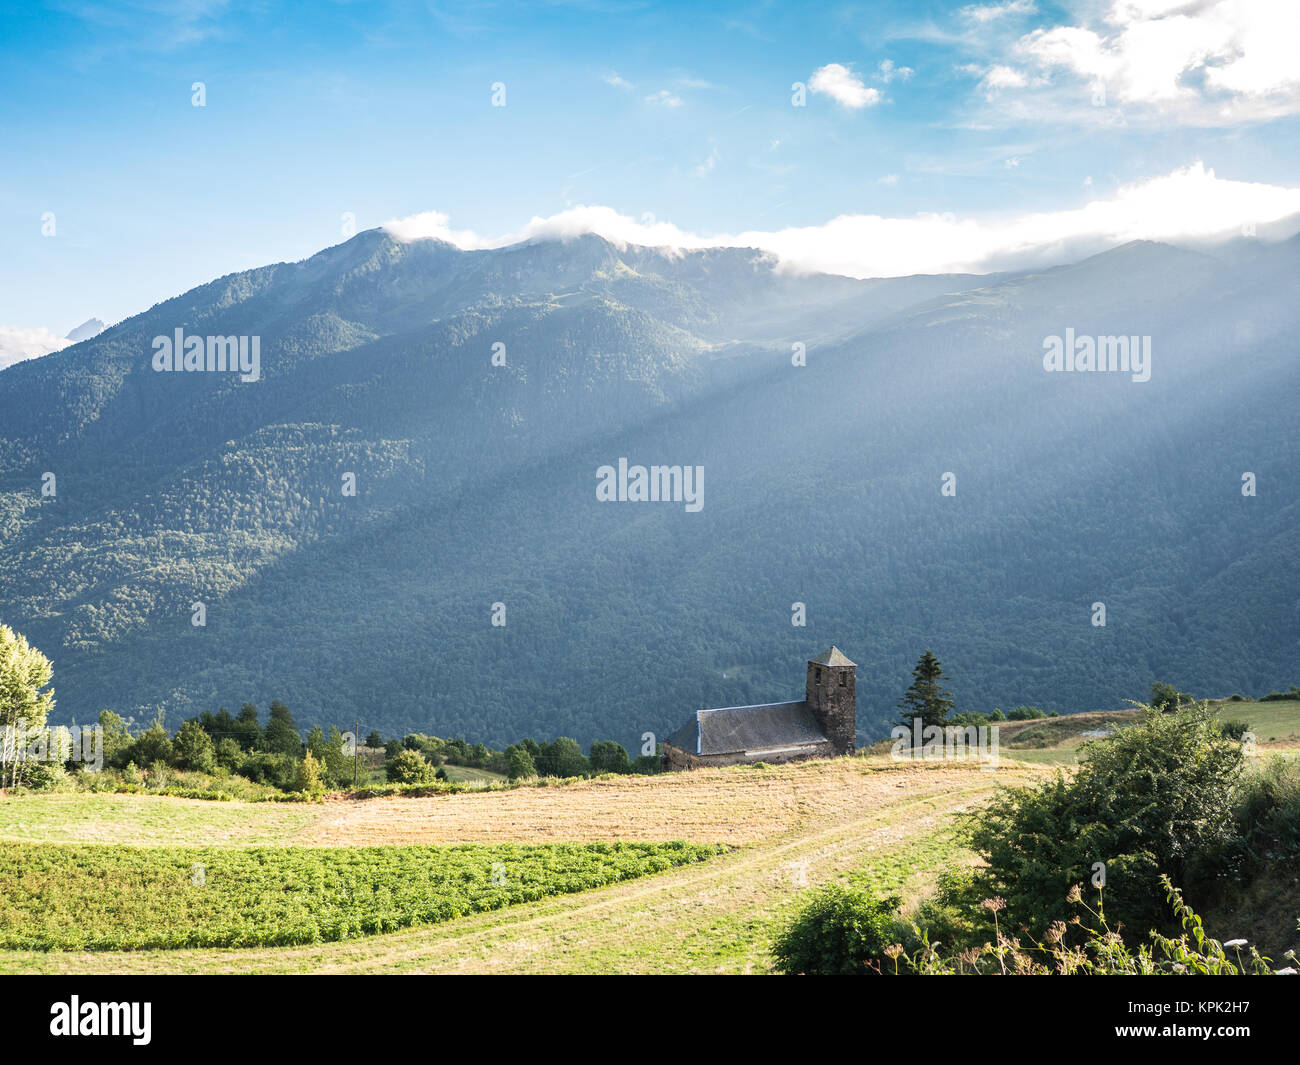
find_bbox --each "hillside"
[1,699,1295,974]
[1,231,1298,748]
[0,757,1049,973]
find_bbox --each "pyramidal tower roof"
[809,646,855,667]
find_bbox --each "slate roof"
[809,645,856,667]
[665,700,828,756]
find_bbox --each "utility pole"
[354,718,359,787]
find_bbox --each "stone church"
[662,647,857,770]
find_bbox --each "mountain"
[64,318,106,344]
[1,230,1297,748]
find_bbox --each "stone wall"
[806,662,856,755]
[662,740,834,771]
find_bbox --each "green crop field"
[0,840,722,951]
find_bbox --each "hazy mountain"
[0,230,1296,748]
[65,318,106,344]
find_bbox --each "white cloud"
[877,59,914,83]
[975,63,1031,99]
[1004,156,1021,167]
[383,163,1300,278]
[878,173,900,185]
[0,325,70,371]
[602,72,632,90]
[1016,0,1300,120]
[963,0,1037,22]
[695,143,719,177]
[808,64,881,109]
[984,64,1028,89]
[380,210,489,246]
[644,89,683,107]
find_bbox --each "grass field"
[0,757,1047,973]
[987,700,1300,765]
[438,764,508,784]
[5,701,1291,974]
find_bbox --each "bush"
[964,703,1244,938]
[1219,757,1300,880]
[900,877,1296,975]
[1218,718,1251,742]
[771,884,902,975]
[291,751,326,798]
[386,748,435,785]
[18,760,68,791]
[1006,705,1046,721]
[237,751,296,790]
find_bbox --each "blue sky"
[3,0,1299,354]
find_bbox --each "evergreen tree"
[233,703,263,751]
[264,700,301,756]
[896,650,955,732]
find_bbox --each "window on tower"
[815,668,822,683]
[838,673,846,687]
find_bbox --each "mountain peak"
[65,318,106,343]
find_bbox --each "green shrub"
[291,751,326,798]
[964,703,1244,938]
[901,877,1295,975]
[771,884,902,975]
[1218,718,1251,742]
[386,748,435,785]
[1220,757,1300,879]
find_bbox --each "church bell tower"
[805,646,857,755]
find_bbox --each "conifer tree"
[897,650,955,731]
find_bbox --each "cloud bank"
[0,326,71,371]
[384,163,1300,279]
[987,0,1300,123]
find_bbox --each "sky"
[3,0,1300,366]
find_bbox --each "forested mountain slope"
[1,230,1295,746]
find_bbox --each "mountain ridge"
[1,231,1296,747]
